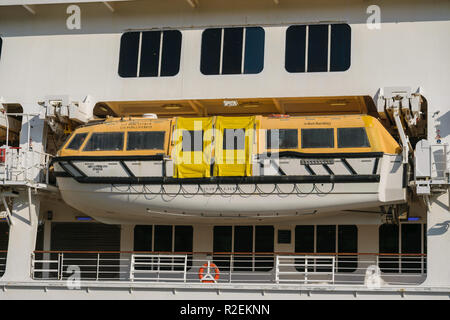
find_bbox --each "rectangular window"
[182,130,203,152]
[213,226,232,271]
[255,226,274,271]
[139,31,161,77]
[213,226,274,273]
[401,224,422,273]
[337,127,370,148]
[285,25,306,73]
[134,225,193,271]
[379,224,400,273]
[66,133,88,150]
[127,131,165,150]
[118,30,182,78]
[295,225,357,273]
[301,128,334,148]
[307,24,328,72]
[330,24,351,72]
[134,225,152,251]
[285,24,351,73]
[83,132,124,151]
[222,27,243,75]
[337,225,357,273]
[295,225,314,272]
[118,32,140,78]
[201,27,264,75]
[234,226,253,271]
[223,128,245,150]
[266,129,298,149]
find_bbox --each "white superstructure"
[0,0,448,299]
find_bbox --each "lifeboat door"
[173,117,213,178]
[214,116,255,177]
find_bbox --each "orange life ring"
[198,262,220,283]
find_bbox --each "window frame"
[200,26,265,75]
[301,128,335,149]
[266,128,299,150]
[126,131,166,151]
[295,225,358,273]
[285,23,351,73]
[337,127,371,149]
[65,132,88,151]
[118,30,182,78]
[82,132,125,152]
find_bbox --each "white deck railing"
[29,251,427,286]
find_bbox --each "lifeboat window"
[337,127,370,148]
[201,27,264,75]
[182,130,203,152]
[266,129,298,149]
[301,128,334,148]
[66,133,88,150]
[223,128,245,150]
[127,131,165,150]
[83,132,124,151]
[118,30,182,78]
[285,24,351,73]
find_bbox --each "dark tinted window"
[301,128,334,148]
[0,37,2,61]
[316,225,336,253]
[118,32,140,77]
[401,224,422,273]
[244,27,265,74]
[139,31,160,77]
[285,24,351,73]
[337,225,357,272]
[182,130,203,152]
[154,225,172,251]
[213,226,232,271]
[255,226,274,271]
[295,225,314,272]
[223,128,245,150]
[379,224,399,273]
[308,24,328,72]
[330,24,351,72]
[266,129,298,149]
[338,127,370,148]
[201,28,222,75]
[83,132,124,151]
[119,30,182,78]
[66,133,88,150]
[127,131,165,150]
[295,225,314,253]
[222,27,243,74]
[201,27,264,75]
[174,226,193,252]
[285,25,306,73]
[161,30,182,76]
[134,225,152,251]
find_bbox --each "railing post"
[30,252,35,279]
[274,255,279,284]
[229,255,233,283]
[129,254,134,282]
[183,254,187,283]
[305,257,308,284]
[96,253,100,281]
[332,256,335,284]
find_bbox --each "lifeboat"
[52,114,407,223]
